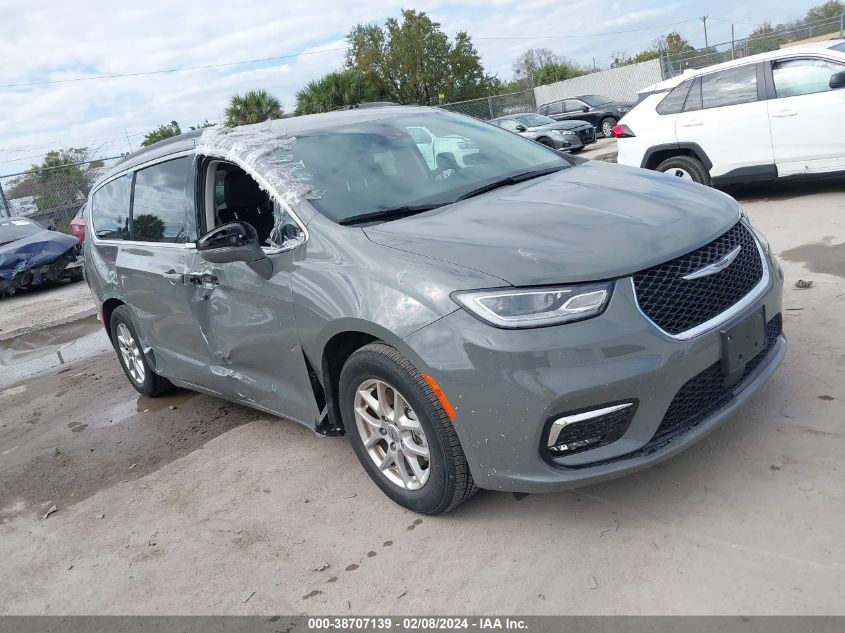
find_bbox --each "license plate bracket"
[721,308,766,376]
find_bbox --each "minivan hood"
[363,161,741,286]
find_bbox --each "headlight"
[616,107,629,113]
[452,283,612,328]
[553,129,576,136]
[740,207,770,253]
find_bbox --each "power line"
[0,45,349,89]
[474,18,701,39]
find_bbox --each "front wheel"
[655,155,712,186]
[339,342,476,515]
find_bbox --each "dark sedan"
[0,217,83,295]
[537,94,634,138]
[489,113,596,153]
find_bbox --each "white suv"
[616,40,845,186]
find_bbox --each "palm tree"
[225,90,284,127]
[295,70,377,115]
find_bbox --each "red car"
[69,204,87,243]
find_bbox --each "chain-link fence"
[0,157,123,232]
[437,89,536,120]
[661,14,845,79]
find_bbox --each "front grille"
[558,314,782,469]
[578,128,596,142]
[633,222,764,335]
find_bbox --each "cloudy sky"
[0,0,822,175]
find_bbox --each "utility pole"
[701,15,710,48]
[731,23,736,60]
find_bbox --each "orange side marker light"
[423,374,457,421]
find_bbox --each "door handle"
[163,270,184,284]
[771,109,797,118]
[680,120,703,127]
[187,272,219,289]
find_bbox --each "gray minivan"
[85,106,785,514]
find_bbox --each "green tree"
[225,90,284,127]
[805,0,844,22]
[141,121,181,147]
[746,22,784,54]
[346,9,492,105]
[512,48,563,82]
[295,69,378,114]
[190,120,216,130]
[533,61,587,86]
[7,148,96,216]
[131,214,166,242]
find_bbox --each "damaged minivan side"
[0,217,84,295]
[85,107,785,515]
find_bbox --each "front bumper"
[0,250,83,293]
[548,134,584,152]
[403,249,785,493]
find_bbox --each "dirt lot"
[1,178,844,615]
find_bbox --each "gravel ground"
[0,178,843,615]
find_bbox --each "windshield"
[282,111,569,223]
[516,114,556,127]
[0,218,43,245]
[579,95,613,107]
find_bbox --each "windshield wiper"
[456,165,568,202]
[339,203,445,226]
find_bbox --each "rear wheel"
[655,155,712,186]
[110,305,172,397]
[340,342,476,515]
[600,117,617,138]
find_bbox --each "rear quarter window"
[656,80,693,114]
[91,174,132,240]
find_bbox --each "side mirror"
[830,70,845,90]
[196,221,272,279]
[580,105,590,112]
[514,124,527,132]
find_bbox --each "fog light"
[546,401,637,457]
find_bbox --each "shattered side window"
[92,174,131,240]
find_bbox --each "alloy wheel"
[116,322,145,385]
[353,378,430,491]
[665,167,694,180]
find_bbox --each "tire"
[655,155,712,186]
[569,147,584,154]
[537,137,555,148]
[339,342,476,515]
[109,305,172,397]
[600,117,617,138]
[69,270,84,283]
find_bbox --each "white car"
[615,40,845,186]
[406,126,479,172]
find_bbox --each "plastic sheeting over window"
[195,122,313,250]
